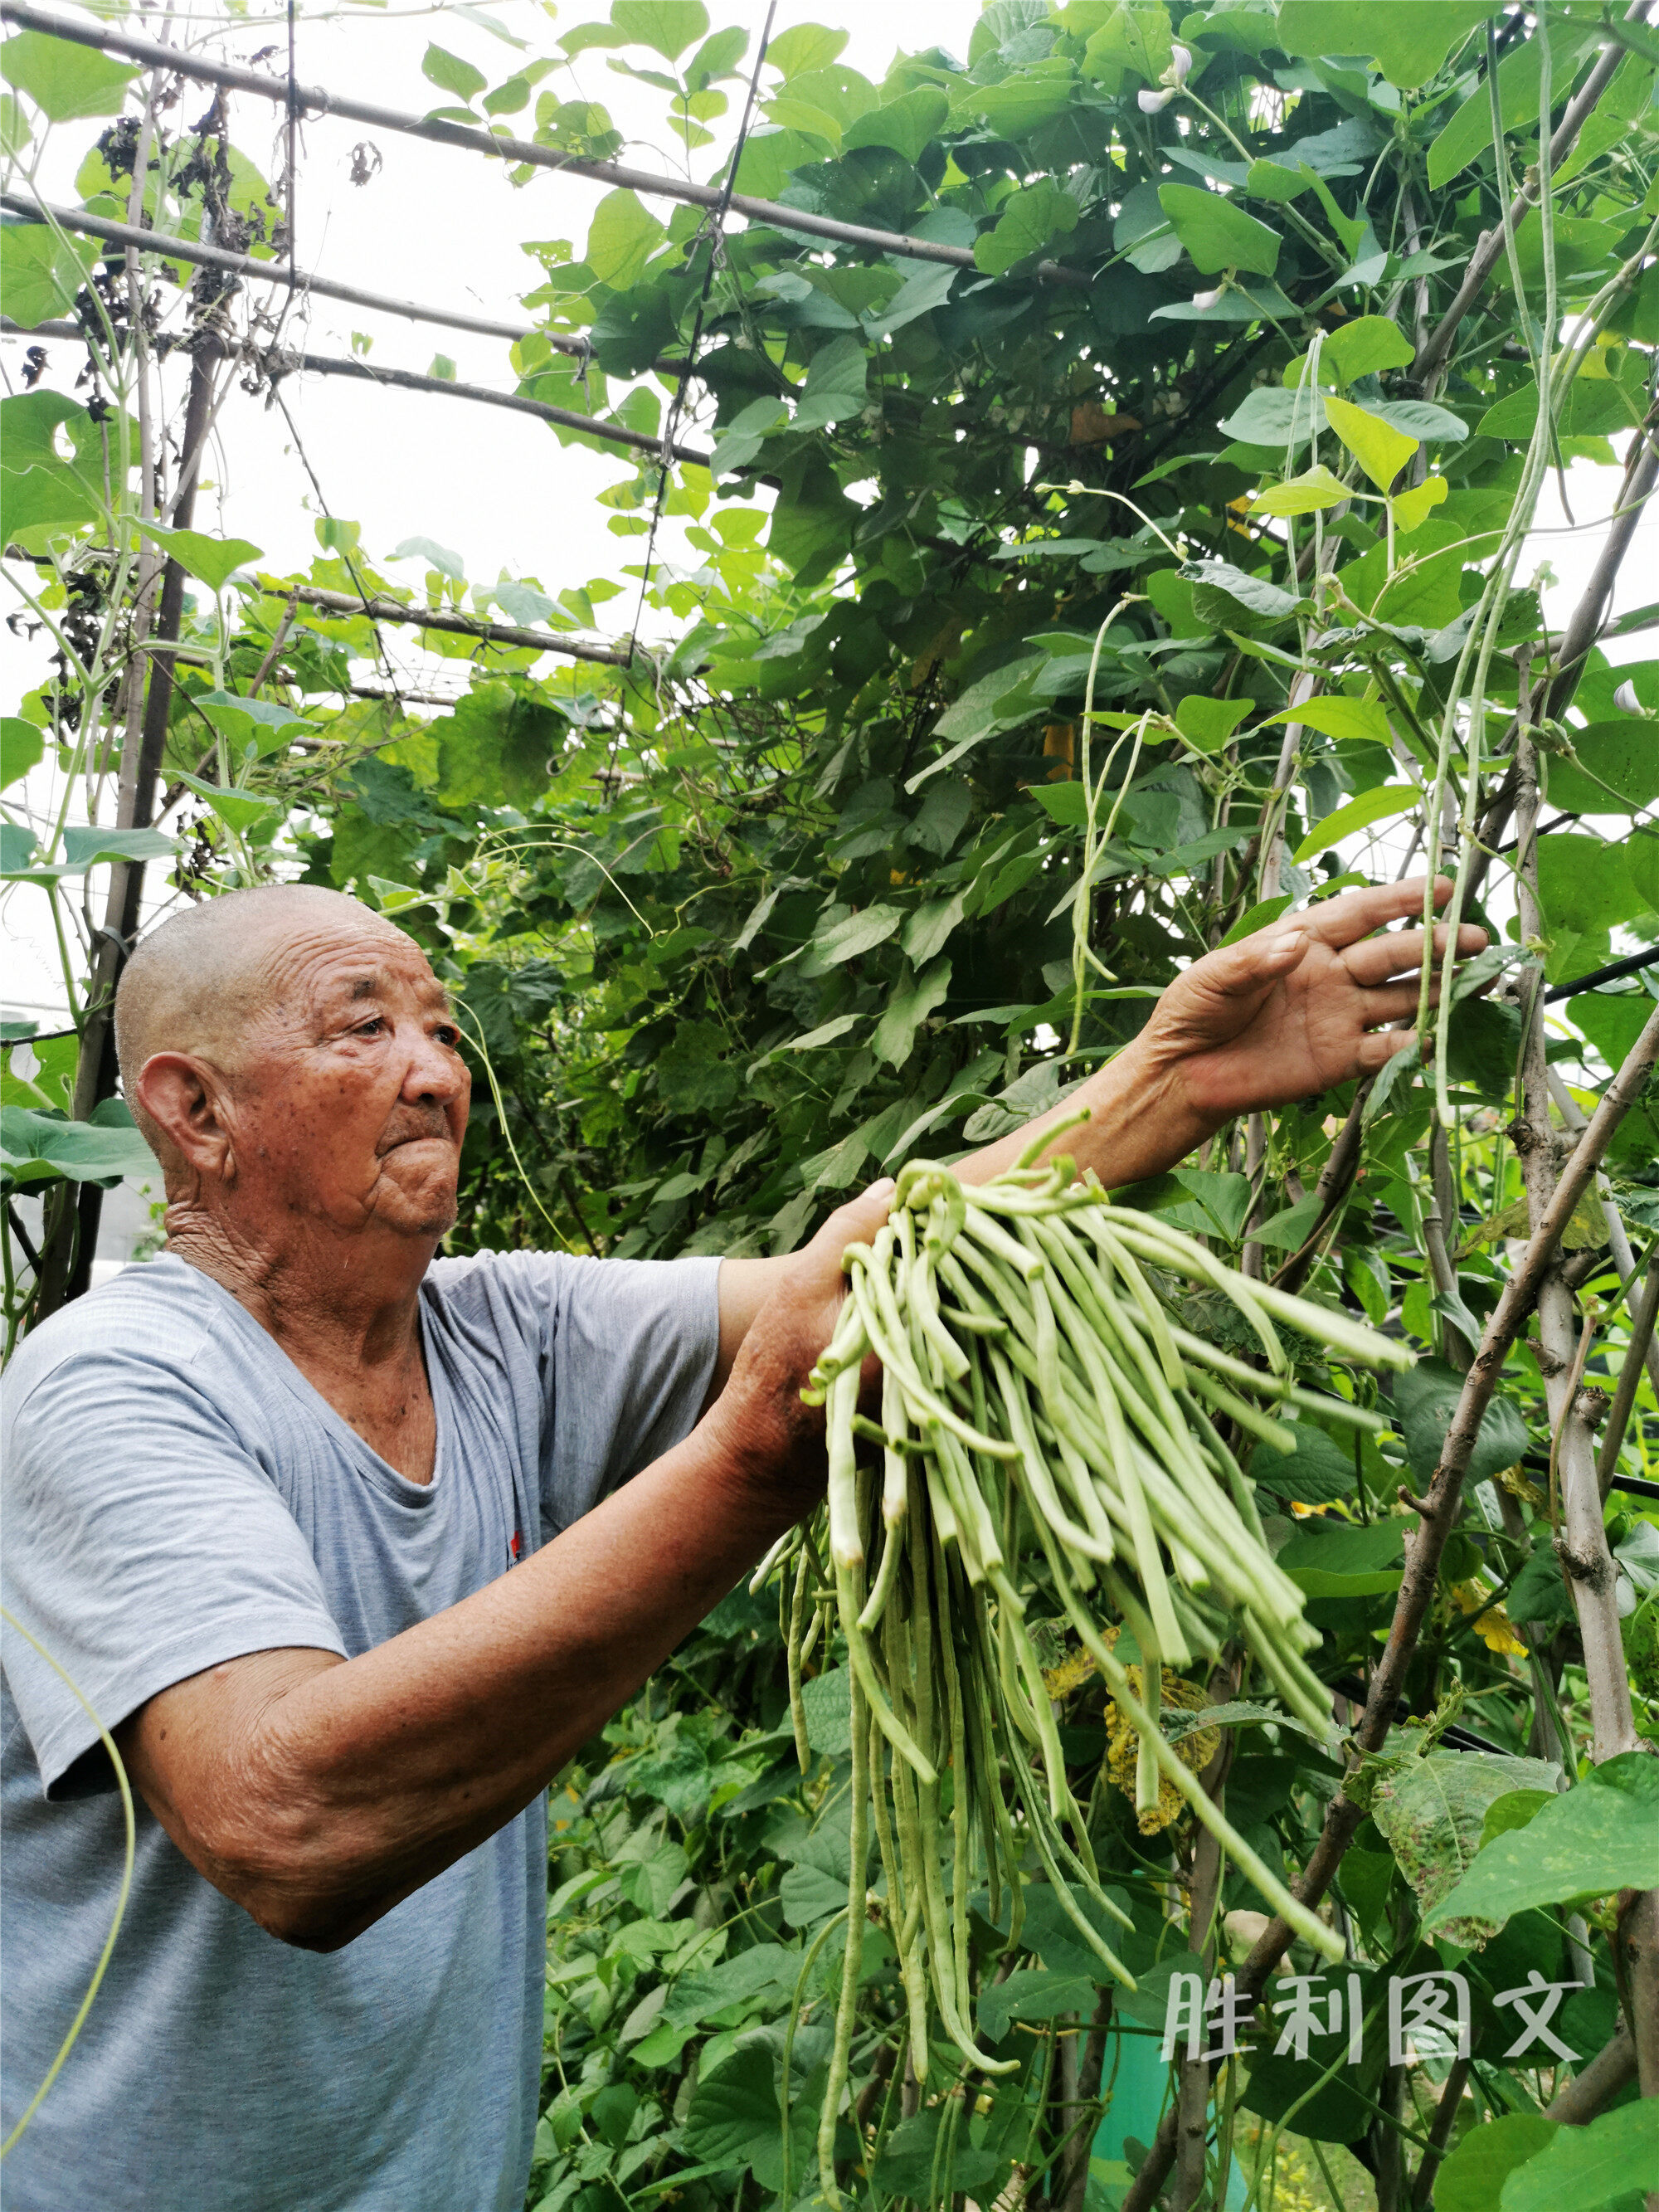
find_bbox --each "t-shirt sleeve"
[426,1248,722,1537]
[1,1348,346,1802]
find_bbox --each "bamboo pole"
[0,2,1090,286]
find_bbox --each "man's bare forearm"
[124,1410,798,1950]
[710,1040,1209,1383]
[954,1035,1213,1190]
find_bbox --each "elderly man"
[2,876,1477,2209]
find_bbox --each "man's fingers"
[1205,923,1310,994]
[1344,920,1488,987]
[1360,982,1433,1025]
[1356,1027,1418,1072]
[1300,874,1455,951]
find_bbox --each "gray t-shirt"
[1,1245,722,2212]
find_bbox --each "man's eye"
[435,1025,461,1048]
[355,1016,385,1036]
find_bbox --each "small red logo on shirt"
[508,1530,522,1562]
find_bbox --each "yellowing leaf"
[1392,475,1449,534]
[1250,464,1351,516]
[1324,392,1418,493]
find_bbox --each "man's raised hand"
[1136,876,1488,1124]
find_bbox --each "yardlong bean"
[772,1123,1408,2193]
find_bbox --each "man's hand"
[1133,875,1487,1126]
[705,1179,894,1503]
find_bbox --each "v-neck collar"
[161,1255,449,1508]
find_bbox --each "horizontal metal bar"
[1,188,534,343]
[269,347,712,465]
[0,2,1089,286]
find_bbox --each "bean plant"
[2,1,1658,2207]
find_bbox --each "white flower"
[1191,287,1223,310]
[1138,85,1175,111]
[1170,42,1194,85]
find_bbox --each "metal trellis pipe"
[0,2,1090,288]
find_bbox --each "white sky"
[2,0,1654,1027]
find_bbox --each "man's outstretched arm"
[709,876,1486,1392]
[116,1183,891,1954]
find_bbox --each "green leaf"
[1394,1357,1530,1485]
[764,22,847,79]
[1294,783,1420,863]
[1185,562,1304,631]
[802,903,902,974]
[1250,465,1351,517]
[778,1859,847,1927]
[799,1664,853,1754]
[137,523,264,594]
[60,826,177,871]
[433,684,561,809]
[1322,314,1415,382]
[843,86,948,164]
[611,0,709,61]
[585,187,667,290]
[901,889,969,967]
[873,957,951,1069]
[1426,1753,1659,1931]
[1372,1748,1560,1945]
[1252,1422,1359,1506]
[1501,2099,1659,2212]
[389,534,465,582]
[1428,19,1599,189]
[791,332,868,432]
[682,2047,785,2174]
[1277,1514,1404,1597]
[1249,1192,1322,1250]
[1174,695,1254,753]
[0,29,138,118]
[421,42,486,101]
[0,821,38,875]
[0,390,105,540]
[1078,2,1175,85]
[1538,835,1641,938]
[658,1022,737,1116]
[977,1969,1098,2042]
[666,1942,800,2032]
[1,716,44,791]
[1546,720,1659,815]
[1219,894,1295,947]
[1157,183,1281,277]
[1276,2,1501,90]
[1323,392,1418,494]
[1439,2114,1560,2212]
[1477,379,1641,443]
[0,221,99,329]
[974,181,1079,278]
[1264,695,1392,744]
[191,689,319,758]
[0,1102,156,1186]
[177,775,282,835]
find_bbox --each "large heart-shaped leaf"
[1425,1753,1659,1931]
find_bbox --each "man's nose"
[401,1025,465,1103]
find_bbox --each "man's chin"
[372,1155,460,1238]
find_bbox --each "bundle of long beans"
[751,1113,1413,2195]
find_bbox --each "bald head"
[115,885,411,1157]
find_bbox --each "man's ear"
[134,1053,237,1185]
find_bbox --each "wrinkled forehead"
[251,914,447,1024]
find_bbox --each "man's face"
[230,915,471,1242]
